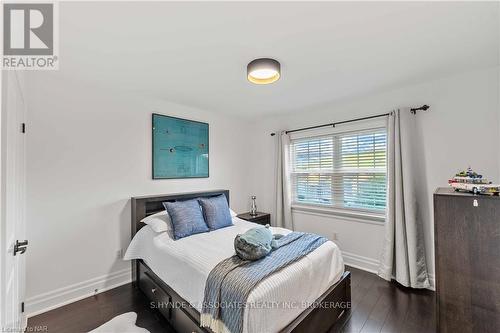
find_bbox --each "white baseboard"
[26,268,131,318]
[342,251,436,291]
[342,251,380,274]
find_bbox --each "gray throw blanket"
[200,232,328,333]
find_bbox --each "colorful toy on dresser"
[448,167,500,195]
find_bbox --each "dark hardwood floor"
[330,267,435,333]
[27,283,174,333]
[27,266,435,333]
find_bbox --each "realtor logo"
[2,2,58,69]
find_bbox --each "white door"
[0,71,27,331]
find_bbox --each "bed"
[126,190,351,333]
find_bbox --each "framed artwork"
[152,113,209,179]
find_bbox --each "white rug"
[89,312,150,333]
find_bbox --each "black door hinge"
[21,123,26,133]
[21,302,24,313]
[13,240,28,256]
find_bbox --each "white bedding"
[124,217,344,333]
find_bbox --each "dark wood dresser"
[434,187,500,333]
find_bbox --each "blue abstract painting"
[152,114,209,179]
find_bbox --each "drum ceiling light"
[247,58,281,85]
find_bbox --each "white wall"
[23,73,254,316]
[249,67,500,281]
[22,65,499,315]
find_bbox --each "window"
[290,127,387,214]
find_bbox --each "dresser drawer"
[139,268,172,320]
[252,216,270,225]
[237,212,271,226]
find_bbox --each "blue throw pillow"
[163,199,209,240]
[198,195,233,231]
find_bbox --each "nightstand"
[236,212,271,226]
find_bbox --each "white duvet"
[124,217,344,333]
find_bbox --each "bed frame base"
[135,260,351,333]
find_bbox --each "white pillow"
[140,210,172,233]
[229,208,237,218]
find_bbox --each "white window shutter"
[290,128,387,213]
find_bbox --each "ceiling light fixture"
[247,58,281,85]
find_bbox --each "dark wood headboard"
[130,189,229,284]
[131,189,229,236]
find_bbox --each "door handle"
[13,240,28,256]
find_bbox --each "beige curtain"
[274,131,294,229]
[378,109,430,288]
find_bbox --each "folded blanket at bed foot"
[200,231,328,333]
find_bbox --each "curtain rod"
[270,105,429,136]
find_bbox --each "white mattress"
[124,217,344,333]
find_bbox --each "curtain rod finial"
[410,104,430,114]
[270,132,276,136]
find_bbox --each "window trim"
[291,203,386,225]
[289,119,388,219]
